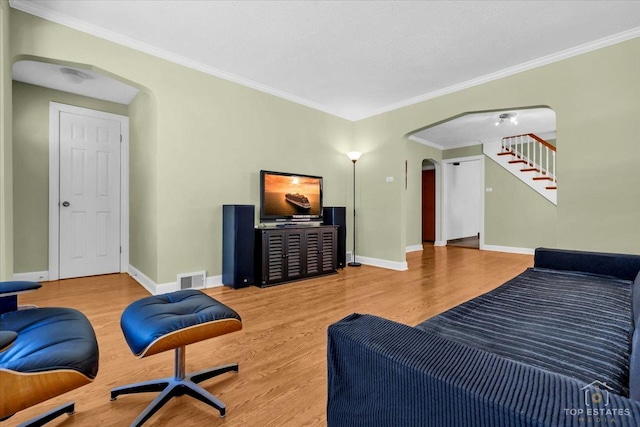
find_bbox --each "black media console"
[254,225,338,287]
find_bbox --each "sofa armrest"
[328,313,640,427]
[534,248,640,281]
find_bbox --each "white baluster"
[552,151,556,183]
[539,141,543,174]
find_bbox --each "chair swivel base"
[16,402,75,427]
[110,346,238,427]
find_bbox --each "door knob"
[62,201,70,207]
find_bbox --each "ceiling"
[12,60,139,104]
[410,108,556,149]
[9,1,640,121]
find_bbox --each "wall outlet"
[386,176,394,182]
[486,187,493,192]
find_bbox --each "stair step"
[508,160,527,164]
[497,151,515,156]
[546,186,557,190]
[532,176,553,181]
[521,168,540,172]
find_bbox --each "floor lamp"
[347,151,362,267]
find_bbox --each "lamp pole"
[346,152,362,267]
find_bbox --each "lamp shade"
[346,151,362,162]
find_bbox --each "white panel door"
[445,160,481,241]
[59,112,121,279]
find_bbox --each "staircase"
[483,133,557,205]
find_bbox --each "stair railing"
[501,133,556,184]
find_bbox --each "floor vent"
[177,271,206,290]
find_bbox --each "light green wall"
[9,9,352,283]
[443,144,482,159]
[405,140,441,248]
[4,7,639,283]
[11,81,128,274]
[0,0,12,279]
[484,159,558,247]
[356,37,640,260]
[129,90,159,282]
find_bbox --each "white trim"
[358,28,640,121]
[357,255,408,271]
[128,265,224,296]
[206,275,224,288]
[433,240,446,247]
[348,251,408,271]
[481,245,535,256]
[12,271,49,282]
[9,0,338,119]
[441,155,485,246]
[409,135,481,151]
[9,0,640,122]
[128,264,156,295]
[406,244,423,253]
[48,103,129,280]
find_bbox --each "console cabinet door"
[264,230,286,284]
[305,229,321,276]
[319,228,337,274]
[284,230,304,280]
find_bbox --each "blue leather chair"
[0,281,99,426]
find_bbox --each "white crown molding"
[408,135,444,150]
[353,27,640,121]
[11,0,640,122]
[8,0,339,119]
[410,134,483,151]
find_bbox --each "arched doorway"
[421,159,436,243]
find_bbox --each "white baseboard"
[206,275,224,288]
[406,244,424,253]
[481,244,535,255]
[348,251,408,271]
[128,265,157,295]
[434,240,446,247]
[129,265,224,295]
[12,271,49,282]
[355,255,408,271]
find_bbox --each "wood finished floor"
[5,246,533,427]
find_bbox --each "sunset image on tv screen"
[263,173,321,217]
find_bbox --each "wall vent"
[177,271,206,290]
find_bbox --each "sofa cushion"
[416,268,632,396]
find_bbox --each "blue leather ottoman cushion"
[0,307,99,378]
[121,289,242,357]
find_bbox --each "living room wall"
[9,8,352,285]
[128,89,159,283]
[358,37,640,260]
[0,0,12,280]
[11,81,129,274]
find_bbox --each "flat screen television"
[260,170,323,223]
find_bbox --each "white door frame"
[49,102,129,281]
[441,155,485,248]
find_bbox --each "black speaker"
[323,206,346,268]
[222,205,255,288]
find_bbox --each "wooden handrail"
[503,133,555,152]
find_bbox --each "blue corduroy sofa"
[327,248,640,426]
